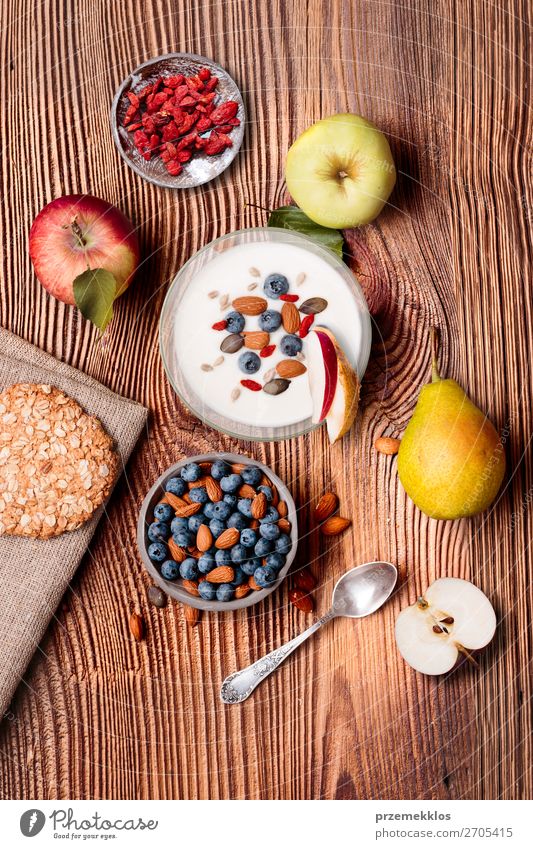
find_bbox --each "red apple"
[29,194,140,307]
[306,327,338,422]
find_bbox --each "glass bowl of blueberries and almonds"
[137,453,298,611]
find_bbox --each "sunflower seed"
[219,293,230,309]
[231,387,241,402]
[249,267,261,277]
[213,355,224,367]
[208,290,219,299]
[296,272,306,286]
[201,363,214,372]
[247,282,258,291]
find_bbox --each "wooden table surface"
[0,0,531,801]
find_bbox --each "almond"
[205,476,222,502]
[244,331,270,350]
[199,461,212,472]
[289,588,314,613]
[251,491,267,519]
[174,502,202,518]
[168,539,187,562]
[196,524,213,552]
[184,606,201,626]
[207,565,235,583]
[215,527,240,549]
[188,547,202,560]
[276,359,307,379]
[295,568,316,592]
[375,436,401,455]
[232,462,246,473]
[235,584,251,599]
[321,516,352,536]
[278,518,291,534]
[277,500,288,518]
[248,575,261,591]
[232,296,268,316]
[313,492,338,522]
[183,579,200,596]
[281,302,301,333]
[129,612,145,641]
[238,483,257,499]
[164,492,188,510]
[271,484,279,506]
[189,476,209,489]
[249,519,259,530]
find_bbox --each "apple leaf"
[267,206,344,259]
[73,268,118,332]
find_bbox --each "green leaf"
[267,206,344,259]
[73,268,118,332]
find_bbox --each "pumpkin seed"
[220,333,244,354]
[299,297,328,315]
[263,378,291,396]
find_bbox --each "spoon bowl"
[331,561,398,618]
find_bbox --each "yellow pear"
[397,329,505,519]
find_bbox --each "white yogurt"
[173,239,368,429]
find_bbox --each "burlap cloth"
[0,327,148,716]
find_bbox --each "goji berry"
[299,315,314,337]
[198,67,211,81]
[212,320,227,331]
[241,379,262,392]
[204,131,227,155]
[260,345,276,358]
[196,115,212,133]
[211,100,238,124]
[166,160,182,175]
[127,91,140,108]
[280,294,299,302]
[165,74,185,87]
[205,76,219,91]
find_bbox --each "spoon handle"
[220,609,336,704]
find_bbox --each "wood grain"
[0,0,531,800]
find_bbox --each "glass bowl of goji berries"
[111,53,245,189]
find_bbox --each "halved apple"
[306,326,360,443]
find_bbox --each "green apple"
[285,113,396,228]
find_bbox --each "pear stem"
[430,326,440,382]
[456,643,479,668]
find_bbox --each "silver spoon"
[220,560,398,704]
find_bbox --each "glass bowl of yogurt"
[160,228,371,441]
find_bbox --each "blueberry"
[148,541,168,562]
[263,273,289,299]
[154,502,174,522]
[203,502,216,519]
[258,485,273,502]
[215,548,232,567]
[198,552,215,574]
[188,513,206,533]
[180,558,199,580]
[216,583,234,602]
[276,534,292,555]
[255,537,274,558]
[259,309,282,332]
[260,506,280,524]
[240,527,258,548]
[189,486,209,504]
[259,522,280,541]
[227,512,247,530]
[266,552,286,571]
[241,558,259,576]
[181,462,202,482]
[148,521,170,543]
[211,460,232,480]
[280,334,303,357]
[225,311,245,334]
[241,465,262,486]
[198,581,217,600]
[254,566,277,587]
[171,516,189,534]
[173,529,194,548]
[212,501,232,521]
[232,566,246,586]
[223,493,238,507]
[161,559,180,580]
[209,518,226,539]
[238,351,261,375]
[165,476,187,496]
[237,498,253,518]
[220,474,242,493]
[231,544,248,564]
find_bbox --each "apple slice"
[395,577,497,675]
[307,326,360,443]
[306,327,338,423]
